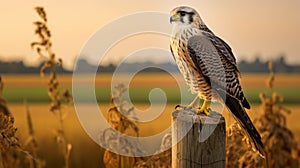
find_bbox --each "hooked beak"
[170,13,180,23]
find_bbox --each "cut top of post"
[172,109,225,124]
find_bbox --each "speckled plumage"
[170,6,264,156]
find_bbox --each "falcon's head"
[170,6,204,27]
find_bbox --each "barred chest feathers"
[170,27,213,100]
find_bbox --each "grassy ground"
[11,103,104,168]
[9,103,300,168]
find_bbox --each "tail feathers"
[220,91,265,157]
[242,97,251,109]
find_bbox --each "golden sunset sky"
[1,0,299,69]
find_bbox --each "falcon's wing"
[187,34,249,109]
[201,31,239,74]
[187,34,264,155]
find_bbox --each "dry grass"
[23,100,45,168]
[99,84,172,168]
[12,103,103,168]
[3,102,300,167]
[99,84,143,168]
[0,77,42,168]
[0,76,20,168]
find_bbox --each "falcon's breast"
[170,28,214,100]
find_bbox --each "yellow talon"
[198,100,210,115]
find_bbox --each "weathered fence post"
[172,109,226,168]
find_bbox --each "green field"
[2,74,300,104]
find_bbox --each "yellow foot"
[197,100,210,115]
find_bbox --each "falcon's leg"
[198,99,210,115]
[188,96,200,108]
[175,96,200,110]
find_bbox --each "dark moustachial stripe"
[188,13,194,23]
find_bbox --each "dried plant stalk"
[100,84,173,167]
[31,6,73,168]
[24,100,45,168]
[100,84,143,168]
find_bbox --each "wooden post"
[172,109,226,168]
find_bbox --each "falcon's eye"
[179,11,186,16]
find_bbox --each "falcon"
[169,6,264,156]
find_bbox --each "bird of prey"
[169,6,264,156]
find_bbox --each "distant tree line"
[0,55,299,74]
[0,60,71,74]
[238,55,300,73]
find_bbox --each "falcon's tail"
[220,91,265,157]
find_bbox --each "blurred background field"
[3,73,300,104]
[3,73,300,167]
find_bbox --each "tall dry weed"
[100,84,143,168]
[100,84,172,168]
[31,6,73,168]
[23,100,45,168]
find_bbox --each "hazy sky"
[1,0,299,69]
